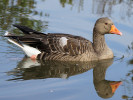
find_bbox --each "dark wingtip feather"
[12,24,18,27]
[12,24,45,35]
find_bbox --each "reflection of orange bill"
[110,81,122,93]
[109,25,122,36]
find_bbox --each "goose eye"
[105,23,108,25]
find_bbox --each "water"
[0,0,133,100]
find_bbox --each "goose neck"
[93,30,108,54]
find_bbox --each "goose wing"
[5,25,93,56]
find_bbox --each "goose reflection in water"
[93,59,122,98]
[7,58,122,99]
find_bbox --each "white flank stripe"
[8,39,23,49]
[22,44,41,57]
[7,39,41,57]
[59,37,68,47]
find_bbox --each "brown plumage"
[4,17,122,61]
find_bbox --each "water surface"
[0,0,133,100]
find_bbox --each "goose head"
[94,17,122,36]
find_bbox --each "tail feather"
[8,38,23,49]
[4,31,41,48]
[4,31,41,57]
[4,31,23,48]
[8,38,41,57]
[13,24,45,35]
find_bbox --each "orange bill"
[109,25,122,36]
[110,81,122,93]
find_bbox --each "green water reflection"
[0,0,47,32]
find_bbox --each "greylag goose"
[4,17,122,61]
